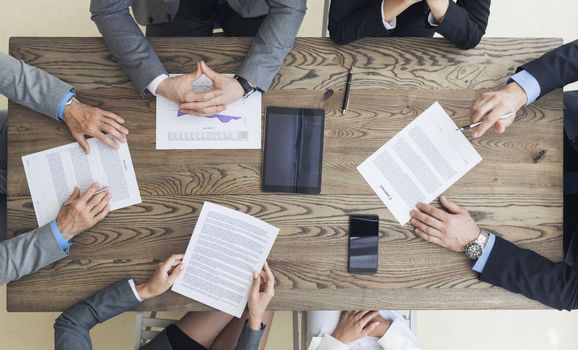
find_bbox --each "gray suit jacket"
[90,0,306,94]
[0,52,74,120]
[0,223,68,285]
[55,278,265,350]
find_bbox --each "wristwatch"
[234,75,261,99]
[464,230,490,259]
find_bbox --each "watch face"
[465,242,483,259]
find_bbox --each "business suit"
[328,0,490,49]
[0,224,67,285]
[90,0,307,94]
[54,278,265,350]
[0,52,74,120]
[479,40,578,310]
[0,52,75,285]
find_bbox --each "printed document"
[156,74,262,149]
[358,102,482,225]
[172,202,279,317]
[22,138,142,226]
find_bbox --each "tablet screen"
[262,107,325,193]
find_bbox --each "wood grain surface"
[7,37,563,311]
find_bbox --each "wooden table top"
[7,37,563,312]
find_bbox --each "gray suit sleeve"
[235,322,265,350]
[0,52,74,120]
[236,0,306,91]
[0,223,68,286]
[54,279,141,350]
[90,0,168,95]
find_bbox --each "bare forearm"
[426,0,450,22]
[382,0,417,22]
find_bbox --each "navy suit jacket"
[328,0,490,49]
[479,40,578,310]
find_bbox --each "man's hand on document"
[56,183,111,240]
[136,254,185,301]
[248,261,275,330]
[62,98,128,154]
[409,195,479,252]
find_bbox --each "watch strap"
[234,75,262,98]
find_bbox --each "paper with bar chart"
[156,74,261,149]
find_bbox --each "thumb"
[74,134,91,154]
[167,263,184,285]
[200,61,219,81]
[440,195,462,214]
[495,120,506,134]
[250,272,260,297]
[67,187,81,201]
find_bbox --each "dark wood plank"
[6,37,563,311]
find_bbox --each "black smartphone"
[348,215,379,273]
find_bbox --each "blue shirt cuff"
[472,234,495,273]
[50,220,72,252]
[510,70,541,106]
[56,89,76,121]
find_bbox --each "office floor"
[1,1,577,349]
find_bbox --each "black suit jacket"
[519,39,578,99]
[479,237,578,310]
[479,40,578,310]
[328,0,490,49]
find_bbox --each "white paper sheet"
[156,74,262,149]
[357,102,482,225]
[172,202,279,318]
[22,138,142,227]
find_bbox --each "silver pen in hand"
[456,112,515,132]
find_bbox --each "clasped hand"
[156,61,245,117]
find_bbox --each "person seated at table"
[468,39,578,259]
[90,0,306,117]
[328,0,490,50]
[0,183,111,285]
[54,256,276,350]
[410,40,578,310]
[306,310,421,350]
[0,52,128,154]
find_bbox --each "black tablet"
[262,107,325,194]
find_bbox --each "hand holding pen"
[465,82,527,138]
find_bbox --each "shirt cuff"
[510,70,541,106]
[377,318,421,349]
[56,89,76,121]
[427,11,440,26]
[50,220,71,252]
[472,233,496,273]
[146,74,169,96]
[380,0,397,30]
[313,335,348,350]
[128,279,144,302]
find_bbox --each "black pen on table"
[456,112,515,132]
[342,66,353,115]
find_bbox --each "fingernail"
[253,272,258,278]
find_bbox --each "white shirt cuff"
[128,279,144,302]
[146,74,169,96]
[378,319,422,350]
[380,0,397,30]
[427,11,440,26]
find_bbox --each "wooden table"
[7,37,563,312]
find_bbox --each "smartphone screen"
[348,215,379,273]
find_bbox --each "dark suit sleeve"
[434,0,490,50]
[479,236,578,310]
[328,0,390,45]
[54,279,141,350]
[519,40,578,99]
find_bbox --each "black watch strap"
[234,75,261,98]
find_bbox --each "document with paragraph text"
[357,102,482,224]
[22,137,141,226]
[172,202,279,317]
